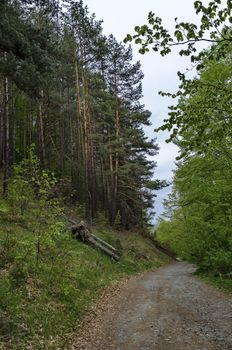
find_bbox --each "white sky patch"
[82,0,207,221]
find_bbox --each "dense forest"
[127,0,232,277]
[0,0,163,229]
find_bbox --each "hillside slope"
[0,203,170,350]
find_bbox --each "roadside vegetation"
[196,271,232,294]
[155,38,232,290]
[0,151,169,350]
[126,0,232,290]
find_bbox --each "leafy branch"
[124,0,232,68]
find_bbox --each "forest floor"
[68,262,232,350]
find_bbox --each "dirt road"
[70,262,232,350]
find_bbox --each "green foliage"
[125,1,232,161]
[7,145,58,218]
[157,154,232,275]
[197,271,232,293]
[155,36,232,277]
[157,217,190,259]
[130,1,232,278]
[125,1,232,68]
[5,146,64,272]
[0,200,10,213]
[0,0,59,96]
[155,48,232,159]
[8,176,34,216]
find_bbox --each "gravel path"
[69,262,232,350]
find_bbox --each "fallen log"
[87,236,120,261]
[91,233,117,253]
[70,220,120,261]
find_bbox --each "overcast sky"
[82,0,200,221]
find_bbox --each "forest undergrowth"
[0,171,169,350]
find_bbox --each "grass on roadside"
[196,271,232,294]
[0,202,169,350]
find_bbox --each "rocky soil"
[67,262,232,350]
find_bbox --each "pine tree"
[0,0,162,228]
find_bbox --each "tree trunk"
[74,40,85,201]
[38,90,45,167]
[0,79,4,172]
[71,220,120,261]
[3,72,10,193]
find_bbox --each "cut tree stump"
[70,220,120,261]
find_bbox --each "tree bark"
[0,79,4,172]
[3,71,10,193]
[38,90,45,167]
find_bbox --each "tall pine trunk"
[0,79,4,173]
[3,72,10,193]
[38,90,45,167]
